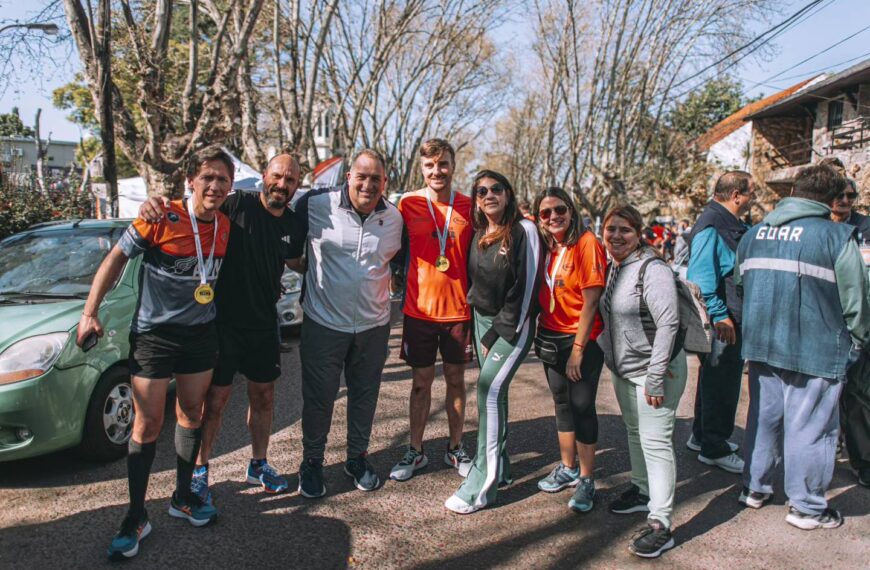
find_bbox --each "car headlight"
[282,271,302,295]
[0,333,69,385]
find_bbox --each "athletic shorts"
[212,323,282,386]
[129,322,218,379]
[400,315,473,368]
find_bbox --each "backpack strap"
[636,257,684,360]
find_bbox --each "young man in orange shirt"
[390,139,475,481]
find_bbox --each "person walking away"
[532,187,607,513]
[598,205,687,558]
[685,170,755,474]
[444,170,542,514]
[389,139,475,482]
[735,164,870,529]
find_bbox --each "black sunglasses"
[836,191,859,201]
[538,205,569,220]
[474,183,506,198]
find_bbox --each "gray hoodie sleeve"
[642,261,680,396]
[834,239,870,347]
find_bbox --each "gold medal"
[549,296,555,313]
[194,283,214,305]
[435,255,450,272]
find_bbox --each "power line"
[772,50,870,83]
[743,22,870,94]
[671,0,827,91]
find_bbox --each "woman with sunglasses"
[444,170,542,514]
[598,205,686,559]
[532,187,607,513]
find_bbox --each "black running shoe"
[344,452,380,492]
[738,486,773,509]
[785,506,844,530]
[629,520,674,558]
[298,458,326,498]
[857,468,870,488]
[609,484,650,514]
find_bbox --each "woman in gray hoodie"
[597,205,687,559]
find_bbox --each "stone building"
[745,58,870,212]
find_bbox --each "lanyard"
[426,190,455,258]
[545,245,568,309]
[186,197,218,286]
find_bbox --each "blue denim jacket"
[736,198,868,380]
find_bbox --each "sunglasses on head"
[538,205,569,220]
[474,183,506,198]
[836,191,859,201]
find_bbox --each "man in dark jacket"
[685,171,754,474]
[830,176,870,487]
[735,164,870,530]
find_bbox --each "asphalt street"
[0,305,868,569]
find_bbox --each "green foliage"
[0,107,35,138]
[52,76,99,132]
[669,78,747,139]
[0,174,93,241]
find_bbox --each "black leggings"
[542,335,604,444]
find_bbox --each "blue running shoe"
[168,491,217,527]
[246,460,289,494]
[568,476,596,512]
[538,463,580,493]
[107,511,151,560]
[191,465,213,505]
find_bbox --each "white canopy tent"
[117,149,262,218]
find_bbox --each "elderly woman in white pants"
[597,205,687,559]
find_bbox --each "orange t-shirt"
[538,231,607,337]
[398,189,473,322]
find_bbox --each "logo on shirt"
[167,212,180,223]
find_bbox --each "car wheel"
[80,366,134,461]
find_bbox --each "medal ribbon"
[544,245,568,311]
[186,197,219,287]
[426,190,455,261]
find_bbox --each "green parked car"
[0,219,141,462]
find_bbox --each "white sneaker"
[698,452,744,474]
[389,447,428,482]
[444,494,482,514]
[457,460,473,478]
[686,434,738,453]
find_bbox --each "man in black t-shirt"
[140,154,301,499]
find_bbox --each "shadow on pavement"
[0,480,351,570]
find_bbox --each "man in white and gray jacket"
[287,149,403,498]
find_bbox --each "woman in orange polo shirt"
[533,187,607,513]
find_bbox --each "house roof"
[694,77,820,152]
[745,57,870,120]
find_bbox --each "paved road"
[1,308,868,569]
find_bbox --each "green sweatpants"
[455,310,533,508]
[611,351,687,529]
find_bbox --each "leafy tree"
[0,107,35,137]
[668,77,747,139]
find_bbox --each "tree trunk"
[32,109,50,197]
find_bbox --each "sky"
[1,0,869,142]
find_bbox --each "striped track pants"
[455,310,533,509]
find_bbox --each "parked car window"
[0,227,125,296]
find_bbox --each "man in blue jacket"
[686,171,754,474]
[736,164,870,530]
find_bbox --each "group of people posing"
[75,139,869,561]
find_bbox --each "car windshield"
[0,227,125,297]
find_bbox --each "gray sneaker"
[444,443,473,470]
[344,453,380,492]
[568,476,595,512]
[537,463,580,493]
